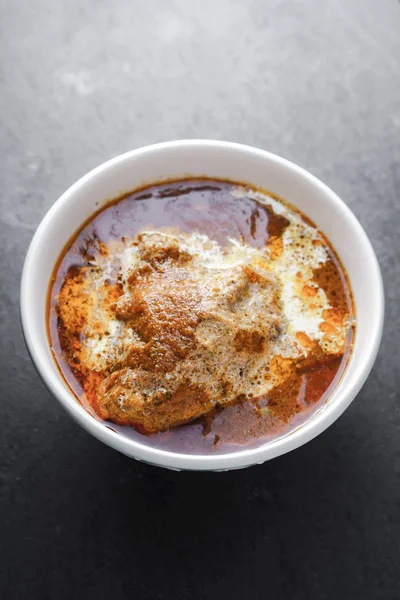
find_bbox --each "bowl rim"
[20,139,384,471]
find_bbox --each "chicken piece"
[93,232,283,433]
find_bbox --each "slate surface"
[1,0,399,598]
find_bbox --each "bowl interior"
[21,141,383,470]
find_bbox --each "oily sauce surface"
[48,179,354,454]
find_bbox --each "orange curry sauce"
[48,178,355,454]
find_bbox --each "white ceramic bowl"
[20,140,384,471]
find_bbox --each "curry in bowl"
[48,178,354,454]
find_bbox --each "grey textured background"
[1,0,399,598]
